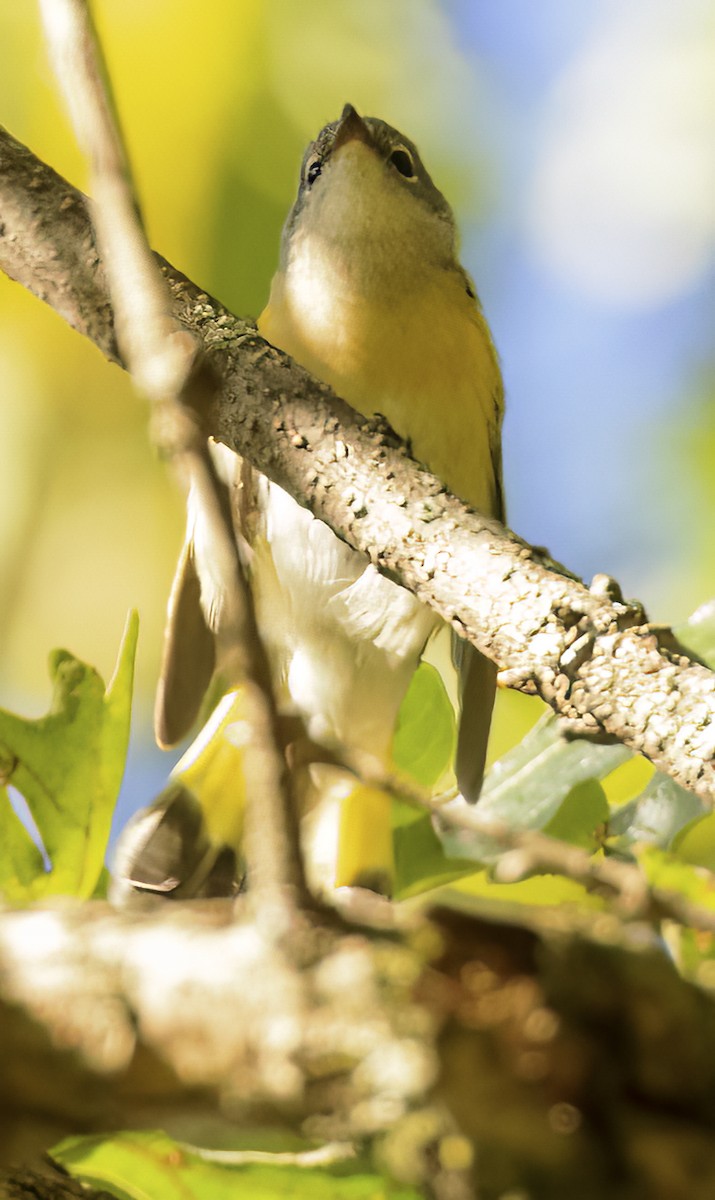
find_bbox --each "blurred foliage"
[678,433,715,620]
[2,600,714,948]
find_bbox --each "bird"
[112,103,504,903]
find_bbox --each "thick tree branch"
[0,124,713,800]
[2,897,715,1197]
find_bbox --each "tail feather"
[154,538,215,749]
[455,640,497,803]
[110,782,242,907]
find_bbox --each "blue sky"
[442,0,714,608]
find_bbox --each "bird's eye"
[305,156,322,186]
[388,146,416,179]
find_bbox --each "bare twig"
[39,0,195,396]
[283,737,715,936]
[494,830,715,933]
[429,797,715,932]
[38,2,307,917]
[0,123,714,800]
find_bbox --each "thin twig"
[39,0,195,397]
[39,0,308,918]
[430,798,715,932]
[320,743,715,934]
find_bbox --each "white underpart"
[254,479,436,759]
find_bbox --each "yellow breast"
[259,242,502,517]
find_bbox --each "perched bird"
[113,104,504,902]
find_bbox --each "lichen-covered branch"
[0,124,713,800]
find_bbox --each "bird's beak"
[332,103,375,153]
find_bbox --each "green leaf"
[393,807,476,899]
[671,812,715,871]
[392,662,456,790]
[393,779,609,901]
[0,612,138,902]
[543,779,609,850]
[439,712,629,863]
[395,597,715,893]
[601,754,654,808]
[450,868,604,910]
[608,771,705,854]
[636,845,715,911]
[52,1130,422,1200]
[632,845,715,981]
[667,925,715,982]
[676,598,715,668]
[0,782,46,888]
[486,687,547,766]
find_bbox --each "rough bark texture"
[0,128,117,357]
[0,1163,117,1200]
[0,123,713,799]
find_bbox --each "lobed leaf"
[52,1130,422,1200]
[0,612,138,901]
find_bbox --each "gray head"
[281,104,457,271]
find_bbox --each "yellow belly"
[259,267,501,515]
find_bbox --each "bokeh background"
[1,0,713,833]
